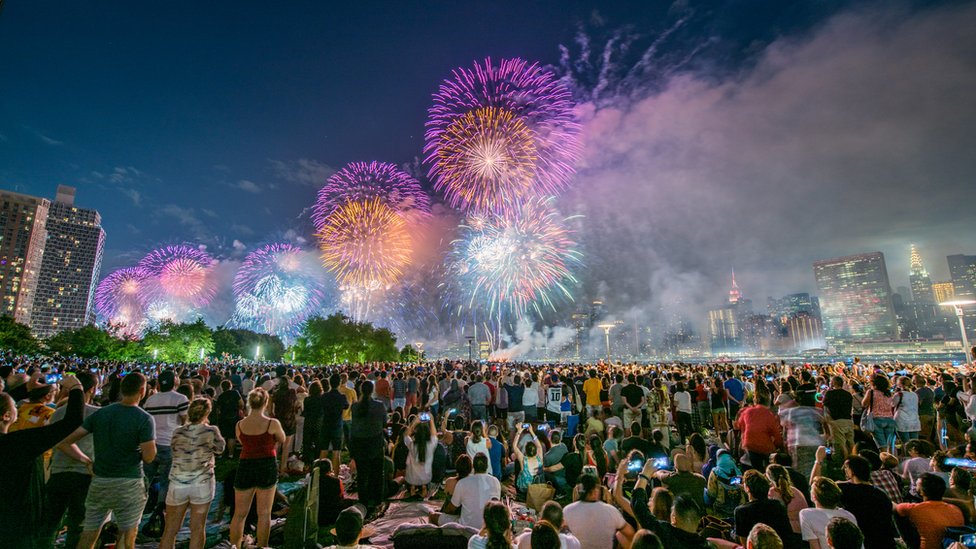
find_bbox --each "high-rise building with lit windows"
[29,186,105,337]
[0,190,50,324]
[814,252,898,342]
[909,244,935,304]
[948,254,976,339]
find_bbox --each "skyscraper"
[708,306,739,352]
[909,244,935,303]
[814,252,898,342]
[0,190,50,324]
[947,254,976,339]
[29,186,105,337]
[933,281,956,305]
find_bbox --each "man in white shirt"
[142,370,188,511]
[435,454,501,529]
[516,501,581,549]
[523,375,540,422]
[564,474,634,549]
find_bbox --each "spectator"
[321,374,349,474]
[893,376,921,449]
[466,420,494,476]
[661,453,707,511]
[746,524,783,549]
[862,374,897,454]
[230,387,286,549]
[516,501,581,549]
[10,384,56,432]
[821,376,854,460]
[621,423,651,457]
[621,374,646,432]
[64,372,157,549]
[301,380,325,465]
[514,424,544,495]
[215,378,243,458]
[505,375,526,431]
[404,413,438,498]
[143,370,189,513]
[895,472,964,549]
[798,477,857,549]
[706,449,744,517]
[779,387,826,482]
[734,470,796,548]
[44,372,99,549]
[629,529,664,549]
[315,458,357,526]
[735,390,783,473]
[442,453,502,528]
[160,398,225,549]
[824,517,862,549]
[523,375,541,422]
[349,380,388,511]
[583,370,603,416]
[468,501,513,549]
[825,453,897,549]
[469,375,491,421]
[542,429,569,494]
[564,474,634,549]
[673,382,693,444]
[630,460,711,549]
[0,382,84,548]
[328,506,380,549]
[766,464,808,534]
[270,375,299,474]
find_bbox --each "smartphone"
[386,427,393,437]
[654,457,670,469]
[765,376,775,382]
[825,446,833,457]
[536,424,550,432]
[448,408,457,416]
[419,412,431,421]
[45,373,62,384]
[944,457,976,469]
[960,533,976,547]
[627,459,644,472]
[730,476,743,486]
[522,423,531,430]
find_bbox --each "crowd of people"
[4,352,976,549]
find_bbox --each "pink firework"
[425,57,581,213]
[312,161,431,232]
[138,245,217,307]
[94,267,149,332]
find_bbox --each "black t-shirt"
[822,388,853,420]
[621,384,644,407]
[505,384,525,413]
[321,390,348,430]
[621,436,651,458]
[216,388,243,421]
[838,482,897,549]
[561,451,583,487]
[734,499,796,548]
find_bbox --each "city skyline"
[1,1,975,347]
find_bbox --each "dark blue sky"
[2,0,973,325]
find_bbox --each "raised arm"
[5,387,85,462]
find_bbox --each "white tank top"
[466,437,492,475]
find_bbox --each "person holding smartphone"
[403,413,438,498]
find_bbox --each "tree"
[400,344,419,362]
[293,313,399,364]
[0,315,40,354]
[213,327,285,362]
[45,324,134,359]
[142,318,214,363]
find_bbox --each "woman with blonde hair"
[230,388,286,549]
[767,463,808,534]
[160,398,225,549]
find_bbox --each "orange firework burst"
[316,197,412,289]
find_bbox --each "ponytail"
[767,464,794,505]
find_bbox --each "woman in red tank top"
[230,388,286,549]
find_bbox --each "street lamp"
[255,345,261,362]
[597,323,615,363]
[465,336,475,363]
[941,300,976,365]
[199,347,205,361]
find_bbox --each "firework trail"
[425,57,581,214]
[450,196,581,324]
[138,245,217,321]
[312,161,431,231]
[94,267,149,336]
[230,243,328,341]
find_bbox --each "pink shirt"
[769,486,808,533]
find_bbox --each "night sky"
[1,1,974,335]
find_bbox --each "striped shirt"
[143,391,189,446]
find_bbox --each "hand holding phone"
[730,476,743,486]
[419,412,431,422]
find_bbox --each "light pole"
[597,323,615,363]
[941,300,976,365]
[255,345,261,362]
[465,336,475,363]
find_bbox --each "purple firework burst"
[138,245,217,307]
[312,161,431,232]
[424,57,582,213]
[94,267,149,333]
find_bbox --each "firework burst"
[230,243,328,340]
[451,196,581,320]
[138,245,217,308]
[312,161,430,231]
[94,267,149,335]
[317,197,413,290]
[425,57,581,213]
